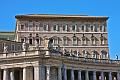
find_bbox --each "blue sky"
[0,0,120,59]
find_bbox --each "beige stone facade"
[15,14,109,59]
[0,14,119,80]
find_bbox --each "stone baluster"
[71,68,74,80]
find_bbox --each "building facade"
[15,14,109,59]
[0,14,119,80]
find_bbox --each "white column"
[23,67,26,80]
[71,68,74,80]
[78,70,81,80]
[63,66,67,80]
[109,72,112,80]
[85,70,89,80]
[101,71,104,80]
[10,70,14,80]
[34,66,41,80]
[46,65,50,80]
[58,66,62,80]
[3,69,9,80]
[117,72,120,80]
[93,71,96,80]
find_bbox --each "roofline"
[15,14,109,20]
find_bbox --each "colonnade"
[0,65,119,80]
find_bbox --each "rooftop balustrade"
[0,50,119,65]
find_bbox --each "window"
[94,26,97,32]
[101,50,107,59]
[53,25,59,31]
[53,39,58,45]
[63,25,68,31]
[100,25,106,32]
[21,25,24,30]
[18,45,21,51]
[63,38,68,46]
[11,44,15,51]
[72,25,77,31]
[73,38,77,46]
[91,35,96,45]
[82,25,85,32]
[101,39,105,45]
[36,39,39,44]
[92,51,98,59]
[29,38,32,45]
[82,34,87,45]
[73,34,78,46]
[21,38,24,43]
[43,24,49,31]
[82,50,88,58]
[36,25,39,31]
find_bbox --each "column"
[101,71,104,80]
[0,70,2,80]
[58,66,62,80]
[3,69,9,80]
[71,68,74,80]
[117,72,120,80]
[109,72,112,80]
[27,67,33,80]
[63,66,67,80]
[10,70,14,80]
[23,67,26,80]
[93,71,96,80]
[46,65,50,80]
[78,70,81,80]
[34,66,41,80]
[85,70,89,80]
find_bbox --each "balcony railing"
[0,50,120,65]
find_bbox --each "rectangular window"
[72,25,77,31]
[82,39,87,45]
[54,39,58,45]
[43,24,49,31]
[36,39,39,44]
[91,26,94,32]
[91,39,96,45]
[63,25,68,31]
[29,38,32,45]
[21,25,24,30]
[73,38,77,46]
[53,25,59,31]
[11,44,15,51]
[82,26,84,32]
[18,45,21,51]
[63,39,67,45]
[101,39,105,45]
[36,25,39,31]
